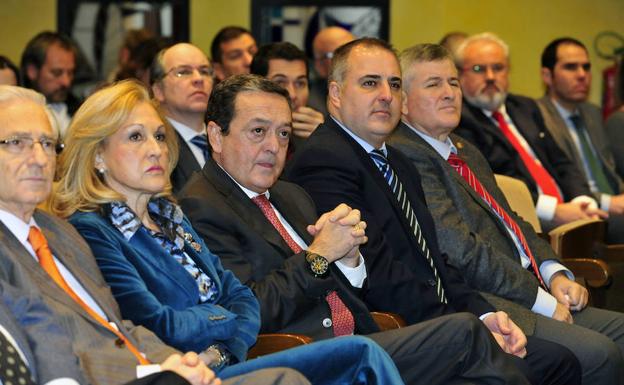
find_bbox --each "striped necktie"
[369,149,447,303]
[190,134,210,161]
[447,153,546,288]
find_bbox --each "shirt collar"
[482,103,509,119]
[217,164,270,200]
[402,120,456,160]
[167,117,207,142]
[331,115,388,155]
[0,208,38,245]
[551,98,577,121]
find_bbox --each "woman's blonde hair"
[50,79,179,218]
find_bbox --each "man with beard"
[20,31,79,136]
[453,33,606,229]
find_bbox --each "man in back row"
[387,42,624,385]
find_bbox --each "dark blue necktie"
[370,149,447,303]
[190,134,210,161]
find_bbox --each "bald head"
[313,27,355,79]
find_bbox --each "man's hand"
[307,204,367,263]
[550,272,588,312]
[483,311,527,358]
[551,302,573,323]
[608,194,624,215]
[161,352,221,385]
[292,106,324,138]
[553,202,607,225]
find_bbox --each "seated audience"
[0,56,19,86]
[108,28,154,82]
[251,42,324,140]
[211,27,257,82]
[536,37,624,244]
[453,33,608,231]
[387,43,624,385]
[150,43,213,193]
[179,73,551,385]
[116,36,173,86]
[0,84,305,385]
[52,79,407,385]
[438,31,467,58]
[284,37,580,385]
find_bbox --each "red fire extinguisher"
[595,32,624,120]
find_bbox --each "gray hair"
[454,32,510,68]
[400,44,454,92]
[0,85,58,136]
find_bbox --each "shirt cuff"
[479,312,494,321]
[137,364,162,378]
[539,261,574,288]
[600,194,612,212]
[536,194,558,221]
[570,195,598,209]
[45,379,81,385]
[334,254,367,288]
[531,287,558,317]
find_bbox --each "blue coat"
[69,211,260,363]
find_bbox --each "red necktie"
[447,154,547,288]
[251,195,355,336]
[492,110,563,203]
[28,226,150,365]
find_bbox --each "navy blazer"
[69,211,260,363]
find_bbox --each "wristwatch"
[305,251,329,277]
[205,344,230,370]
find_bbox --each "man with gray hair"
[454,32,606,229]
[388,42,624,385]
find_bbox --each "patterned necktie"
[569,115,614,195]
[251,195,355,336]
[492,110,563,203]
[369,149,447,303]
[190,134,210,161]
[0,330,35,385]
[27,227,150,365]
[447,153,546,288]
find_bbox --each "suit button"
[322,318,333,328]
[427,279,437,287]
[115,338,125,347]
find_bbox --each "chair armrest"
[370,311,406,331]
[548,218,605,259]
[562,258,611,288]
[247,333,313,359]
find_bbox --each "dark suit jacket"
[284,117,495,325]
[0,210,179,385]
[388,122,565,332]
[0,281,85,384]
[455,94,592,202]
[537,96,624,195]
[171,130,202,195]
[178,158,380,339]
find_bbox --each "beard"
[464,89,507,112]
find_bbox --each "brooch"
[183,231,202,252]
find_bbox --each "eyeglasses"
[165,65,214,79]
[462,63,507,74]
[0,135,63,156]
[315,52,334,61]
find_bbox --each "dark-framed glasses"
[463,63,507,74]
[165,65,214,79]
[0,135,64,156]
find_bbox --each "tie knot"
[190,134,209,149]
[370,149,388,165]
[27,226,46,253]
[447,152,465,167]
[491,110,505,124]
[251,194,271,209]
[569,115,583,130]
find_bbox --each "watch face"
[310,255,329,275]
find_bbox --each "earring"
[97,167,106,174]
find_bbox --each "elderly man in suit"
[452,33,608,231]
[284,37,583,385]
[536,37,624,243]
[0,85,311,385]
[387,42,624,385]
[178,73,541,385]
[150,43,214,193]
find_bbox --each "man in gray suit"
[0,85,309,385]
[387,43,624,385]
[536,37,624,242]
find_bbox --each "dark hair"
[210,26,252,64]
[20,31,76,88]
[0,56,20,86]
[117,36,173,83]
[329,37,397,84]
[206,74,290,134]
[541,37,587,71]
[250,42,308,77]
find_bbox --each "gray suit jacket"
[388,122,564,333]
[0,281,85,384]
[0,210,179,385]
[536,96,624,195]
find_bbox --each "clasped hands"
[307,203,368,267]
[161,352,221,385]
[549,272,589,324]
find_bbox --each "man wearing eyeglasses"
[536,38,624,244]
[454,33,606,228]
[151,43,214,193]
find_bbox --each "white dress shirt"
[168,117,208,168]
